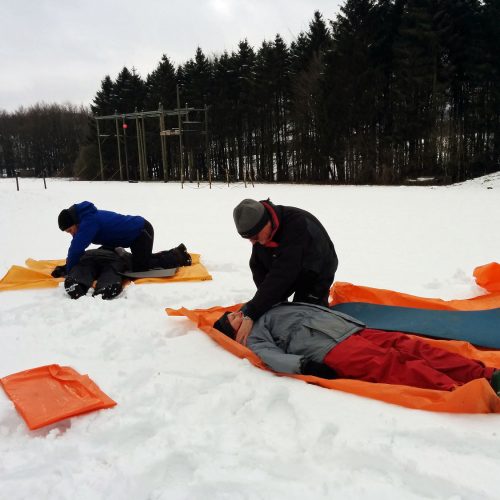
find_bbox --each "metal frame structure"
[94,95,210,188]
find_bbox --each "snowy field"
[1,174,500,500]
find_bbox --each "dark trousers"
[292,266,337,307]
[130,219,154,271]
[69,249,126,292]
[324,328,495,391]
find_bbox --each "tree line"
[0,103,89,178]
[1,0,499,184]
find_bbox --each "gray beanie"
[233,199,270,238]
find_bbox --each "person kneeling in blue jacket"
[57,201,155,274]
[214,302,500,394]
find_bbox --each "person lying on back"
[52,243,191,300]
[214,302,500,394]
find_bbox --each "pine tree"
[88,75,117,179]
[91,75,115,115]
[233,40,256,180]
[254,35,291,181]
[180,47,212,108]
[210,51,238,181]
[113,67,146,113]
[289,11,332,182]
[145,54,177,111]
[326,0,397,183]
[480,0,500,172]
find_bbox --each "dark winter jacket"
[65,201,145,271]
[244,201,338,320]
[247,302,364,374]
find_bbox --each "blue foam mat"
[330,302,500,349]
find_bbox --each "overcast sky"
[1,0,343,113]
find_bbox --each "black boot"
[64,277,88,299]
[173,243,192,267]
[93,283,122,300]
[490,370,500,396]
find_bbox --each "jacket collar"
[261,200,280,248]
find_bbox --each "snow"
[1,175,500,499]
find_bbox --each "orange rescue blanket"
[167,303,500,414]
[330,262,500,311]
[0,254,211,292]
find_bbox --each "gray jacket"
[246,302,365,374]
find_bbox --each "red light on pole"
[123,123,128,129]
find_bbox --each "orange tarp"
[474,262,500,293]
[0,265,62,291]
[330,262,500,311]
[167,304,500,414]
[0,254,211,292]
[25,258,66,274]
[1,364,116,430]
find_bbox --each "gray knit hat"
[233,199,269,238]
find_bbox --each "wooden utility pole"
[176,85,184,188]
[140,117,148,180]
[122,117,130,181]
[159,104,169,182]
[135,110,143,181]
[114,114,123,180]
[205,104,211,188]
[95,118,104,180]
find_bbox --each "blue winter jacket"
[65,201,145,271]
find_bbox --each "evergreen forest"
[1,0,499,185]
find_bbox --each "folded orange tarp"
[330,263,500,311]
[0,265,62,291]
[167,304,500,414]
[25,258,66,274]
[0,254,211,292]
[1,364,116,430]
[474,262,500,293]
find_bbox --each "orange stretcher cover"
[0,254,211,292]
[474,262,500,293]
[166,304,500,414]
[0,265,62,291]
[1,364,116,430]
[330,263,500,311]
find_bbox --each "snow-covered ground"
[1,175,499,499]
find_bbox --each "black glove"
[300,359,338,379]
[51,265,67,278]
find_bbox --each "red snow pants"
[323,328,495,391]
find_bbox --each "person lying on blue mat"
[214,302,500,395]
[52,244,191,300]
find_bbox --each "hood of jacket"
[74,201,97,223]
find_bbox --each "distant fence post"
[15,171,19,191]
[42,170,47,189]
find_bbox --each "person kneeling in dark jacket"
[214,302,500,394]
[52,243,192,300]
[232,198,338,345]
